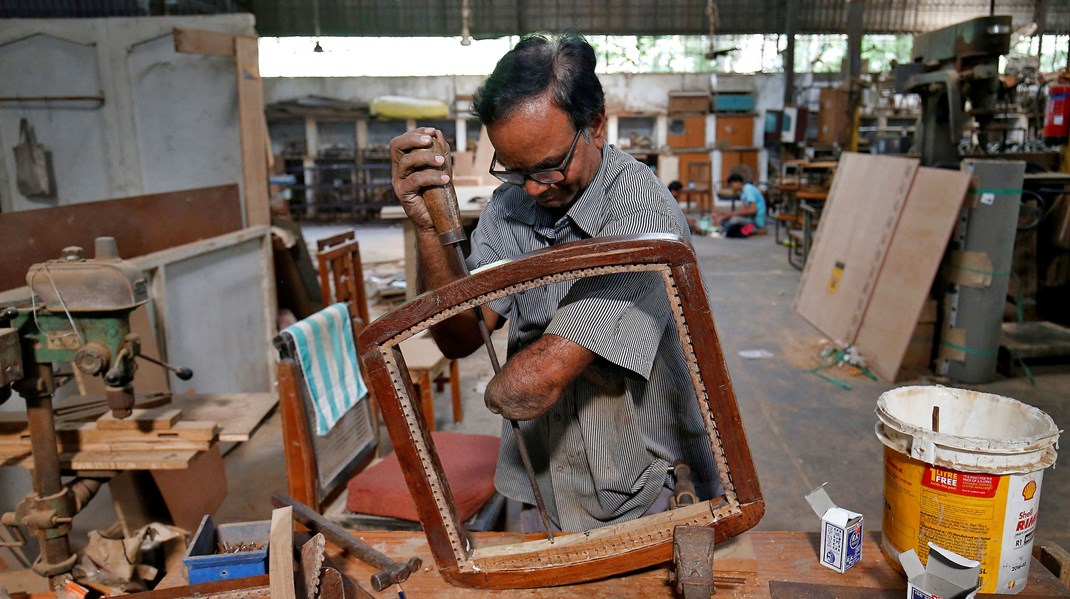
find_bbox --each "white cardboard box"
[805,483,863,573]
[899,543,981,599]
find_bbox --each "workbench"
[153,531,1070,598]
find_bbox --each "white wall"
[0,15,255,213]
[264,72,786,124]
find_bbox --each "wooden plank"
[235,36,270,228]
[855,167,971,381]
[96,408,182,431]
[0,185,243,293]
[794,153,920,344]
[172,27,237,56]
[169,393,277,442]
[0,449,201,471]
[1036,542,1070,588]
[269,506,297,599]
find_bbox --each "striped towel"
[281,303,367,436]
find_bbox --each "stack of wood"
[0,402,218,471]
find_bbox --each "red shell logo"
[1023,480,1037,500]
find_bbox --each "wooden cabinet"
[677,152,712,188]
[718,149,760,184]
[818,88,851,146]
[715,115,755,149]
[667,116,707,150]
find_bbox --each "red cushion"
[346,431,499,522]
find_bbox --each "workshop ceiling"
[3,0,1068,36]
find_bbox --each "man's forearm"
[485,334,596,420]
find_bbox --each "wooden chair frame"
[275,326,379,512]
[317,236,371,331]
[356,234,764,589]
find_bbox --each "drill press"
[0,237,188,586]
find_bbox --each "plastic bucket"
[875,385,1060,594]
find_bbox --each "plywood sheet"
[794,153,919,343]
[855,167,971,380]
[0,185,241,292]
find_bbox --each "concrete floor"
[213,222,1070,547]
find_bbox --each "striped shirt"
[466,144,721,532]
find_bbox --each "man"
[714,173,766,236]
[389,34,719,533]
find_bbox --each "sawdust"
[779,334,876,381]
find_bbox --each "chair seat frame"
[357,234,763,589]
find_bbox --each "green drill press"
[0,237,190,588]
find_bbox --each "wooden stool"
[402,336,462,431]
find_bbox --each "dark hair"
[727,173,745,184]
[470,33,605,134]
[668,181,683,192]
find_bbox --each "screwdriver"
[420,132,555,543]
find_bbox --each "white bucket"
[875,385,1060,594]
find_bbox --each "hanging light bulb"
[312,0,324,53]
[460,0,472,46]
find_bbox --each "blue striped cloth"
[281,303,367,436]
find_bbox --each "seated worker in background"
[389,33,720,534]
[714,173,766,237]
[668,180,710,237]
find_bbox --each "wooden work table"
[152,530,1070,598]
[318,531,1070,598]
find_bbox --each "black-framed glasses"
[489,128,584,186]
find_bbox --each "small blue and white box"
[899,543,981,599]
[806,483,863,573]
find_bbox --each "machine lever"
[137,354,194,380]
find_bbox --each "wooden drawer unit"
[667,115,707,150]
[715,115,755,149]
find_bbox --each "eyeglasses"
[489,128,584,186]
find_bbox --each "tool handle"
[271,493,421,587]
[423,134,467,246]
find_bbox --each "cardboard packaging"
[899,543,981,599]
[806,483,863,573]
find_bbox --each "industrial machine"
[894,15,1012,167]
[0,237,190,587]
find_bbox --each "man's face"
[730,180,744,193]
[487,94,605,211]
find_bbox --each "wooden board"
[97,408,182,430]
[795,153,919,345]
[169,393,277,442]
[0,185,242,293]
[235,36,271,228]
[854,167,971,381]
[269,506,297,599]
[0,449,201,471]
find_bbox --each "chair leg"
[419,371,435,432]
[449,359,462,424]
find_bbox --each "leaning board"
[854,167,971,380]
[794,153,919,344]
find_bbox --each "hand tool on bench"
[272,493,421,592]
[422,132,555,542]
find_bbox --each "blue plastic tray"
[183,516,270,584]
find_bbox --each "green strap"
[971,188,1024,195]
[939,340,998,357]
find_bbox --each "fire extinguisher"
[1045,84,1070,142]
